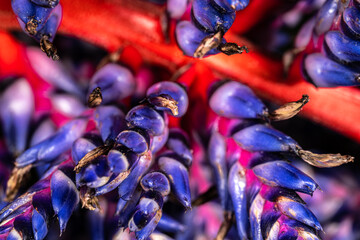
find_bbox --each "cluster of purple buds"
[0,47,194,239]
[201,80,354,239]
[11,0,62,60]
[176,0,250,58]
[296,0,360,87]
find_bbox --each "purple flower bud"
[249,193,265,240]
[26,48,83,96]
[228,162,248,239]
[118,153,153,201]
[252,161,318,195]
[32,208,48,240]
[126,105,165,136]
[94,105,126,142]
[157,213,185,233]
[150,127,169,153]
[232,124,298,152]
[135,210,162,240]
[341,6,360,39]
[166,129,192,166]
[314,0,339,36]
[50,170,79,235]
[0,79,34,155]
[88,63,136,104]
[176,21,222,57]
[106,148,130,175]
[140,172,170,196]
[277,197,322,231]
[51,94,85,118]
[324,31,360,64]
[209,81,267,119]
[208,131,228,209]
[116,130,150,154]
[146,81,189,117]
[303,53,360,87]
[192,0,235,33]
[159,157,191,209]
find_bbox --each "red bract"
[1,0,360,143]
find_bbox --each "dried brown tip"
[191,185,218,207]
[5,165,32,201]
[26,19,38,35]
[215,212,235,240]
[80,187,100,211]
[296,147,354,168]
[88,87,103,108]
[148,94,179,116]
[268,94,309,121]
[194,31,223,58]
[219,43,249,56]
[74,145,112,173]
[40,35,59,61]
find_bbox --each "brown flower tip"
[26,19,38,35]
[74,145,112,173]
[5,165,32,201]
[80,187,100,211]
[219,43,249,56]
[147,94,179,116]
[269,94,309,121]
[88,87,103,108]
[40,35,59,61]
[194,30,223,58]
[296,147,354,168]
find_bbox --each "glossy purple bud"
[88,63,135,104]
[0,193,33,222]
[147,81,188,117]
[32,4,62,42]
[95,170,129,196]
[252,161,318,195]
[324,31,360,64]
[192,0,235,33]
[116,130,149,154]
[12,0,53,34]
[176,21,221,57]
[208,131,228,209]
[106,148,129,175]
[0,79,34,155]
[72,137,98,165]
[249,193,265,240]
[118,152,153,201]
[158,157,191,209]
[129,197,160,231]
[150,127,169,153]
[30,119,56,147]
[259,185,305,204]
[167,0,187,19]
[167,129,192,166]
[210,81,267,119]
[126,105,165,136]
[135,210,162,240]
[284,219,321,240]
[260,201,281,239]
[232,124,298,152]
[117,188,142,226]
[31,0,59,8]
[156,213,185,233]
[140,172,171,196]
[277,197,322,231]
[228,162,248,239]
[214,0,249,11]
[314,0,339,35]
[50,170,79,235]
[77,156,111,188]
[51,94,85,118]
[304,53,360,87]
[26,48,83,96]
[32,208,48,240]
[94,105,126,142]
[295,17,316,48]
[341,7,360,39]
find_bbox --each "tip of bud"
[268,94,309,121]
[194,31,223,58]
[88,87,103,108]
